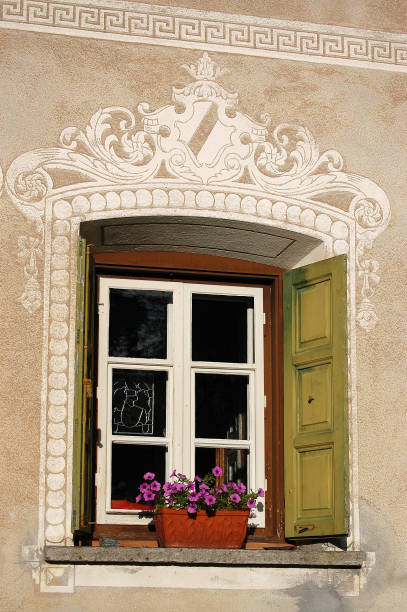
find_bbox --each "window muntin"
[97,278,265,526]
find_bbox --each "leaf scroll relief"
[16,235,42,314]
[4,53,390,329]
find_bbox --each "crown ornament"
[181,52,228,81]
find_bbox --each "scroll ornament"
[4,53,390,329]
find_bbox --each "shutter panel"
[72,237,96,537]
[283,255,348,538]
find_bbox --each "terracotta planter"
[155,507,249,548]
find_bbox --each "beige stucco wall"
[1,3,407,609]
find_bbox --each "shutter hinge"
[97,302,105,315]
[294,523,315,534]
[84,378,93,398]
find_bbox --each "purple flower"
[199,482,210,491]
[163,481,172,491]
[144,472,155,481]
[257,488,265,498]
[170,469,177,478]
[212,466,223,477]
[194,475,202,482]
[236,483,246,494]
[221,484,229,493]
[247,498,256,509]
[143,491,155,502]
[140,482,150,493]
[135,494,142,503]
[230,493,241,503]
[187,482,196,491]
[204,495,216,506]
[177,473,186,479]
[188,493,200,502]
[187,503,197,514]
[150,480,161,491]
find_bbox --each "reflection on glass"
[195,447,248,487]
[109,289,172,359]
[111,443,166,506]
[112,369,167,436]
[195,373,249,439]
[192,294,253,363]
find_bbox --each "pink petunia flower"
[135,494,142,503]
[204,494,216,506]
[188,493,200,502]
[230,493,241,503]
[257,488,265,498]
[236,483,246,494]
[150,480,161,491]
[170,469,177,478]
[212,466,223,477]
[194,475,202,482]
[187,503,197,513]
[199,482,210,491]
[144,472,155,481]
[247,498,256,509]
[221,484,229,493]
[140,482,150,492]
[144,491,155,501]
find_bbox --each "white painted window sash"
[96,277,265,526]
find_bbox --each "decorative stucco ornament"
[5,52,390,329]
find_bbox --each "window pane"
[195,373,249,439]
[109,289,172,359]
[112,369,167,436]
[192,294,253,363]
[111,444,166,507]
[195,447,248,487]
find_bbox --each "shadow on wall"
[284,501,407,612]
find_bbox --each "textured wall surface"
[0,2,407,609]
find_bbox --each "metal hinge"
[97,302,105,315]
[84,378,93,398]
[294,523,315,534]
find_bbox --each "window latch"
[84,378,93,398]
[96,428,103,448]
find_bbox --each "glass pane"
[192,294,254,363]
[195,447,248,487]
[109,289,172,359]
[195,373,249,439]
[112,369,167,436]
[111,444,166,507]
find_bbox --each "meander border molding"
[2,0,407,73]
[3,54,389,592]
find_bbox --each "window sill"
[45,546,365,568]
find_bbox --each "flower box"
[155,507,250,549]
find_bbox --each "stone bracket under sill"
[45,546,365,568]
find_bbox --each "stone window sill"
[45,546,365,568]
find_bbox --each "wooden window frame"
[90,250,288,548]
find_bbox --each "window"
[72,244,348,546]
[96,279,265,527]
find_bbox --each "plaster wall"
[0,5,407,610]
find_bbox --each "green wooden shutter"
[72,237,96,537]
[284,255,348,538]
